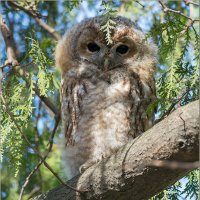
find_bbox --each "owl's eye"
[116,45,129,54]
[87,43,100,52]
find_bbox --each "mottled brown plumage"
[55,16,157,179]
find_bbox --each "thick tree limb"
[32,100,199,200]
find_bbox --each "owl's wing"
[129,75,156,138]
[61,76,87,145]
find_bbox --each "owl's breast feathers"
[61,69,156,146]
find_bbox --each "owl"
[55,16,157,179]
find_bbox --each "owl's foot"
[79,160,96,174]
[79,155,106,174]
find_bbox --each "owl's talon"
[79,165,87,174]
[79,160,96,173]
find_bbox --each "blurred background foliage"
[0,0,199,200]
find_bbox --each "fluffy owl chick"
[55,16,157,179]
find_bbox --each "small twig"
[18,160,43,200]
[155,90,189,124]
[33,85,60,117]
[149,160,199,170]
[34,101,43,190]
[24,186,40,200]
[158,0,200,22]
[47,114,60,148]
[135,0,145,8]
[0,63,10,69]
[184,0,199,6]
[8,1,61,40]
[35,101,42,150]
[0,14,19,66]
[0,67,3,96]
[179,112,186,132]
[21,60,34,68]
[180,19,194,35]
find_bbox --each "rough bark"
[32,100,199,200]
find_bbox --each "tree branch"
[18,160,43,200]
[0,14,18,66]
[184,0,199,6]
[31,100,199,200]
[8,1,61,41]
[158,0,200,22]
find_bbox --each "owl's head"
[55,16,157,78]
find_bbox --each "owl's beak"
[104,57,111,71]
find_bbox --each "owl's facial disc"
[76,27,138,72]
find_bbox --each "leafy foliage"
[148,13,199,115]
[181,170,199,199]
[0,0,199,199]
[0,37,54,180]
[150,181,182,200]
[146,3,199,200]
[28,37,53,97]
[65,0,82,12]
[1,74,30,177]
[150,171,199,200]
[100,0,117,45]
